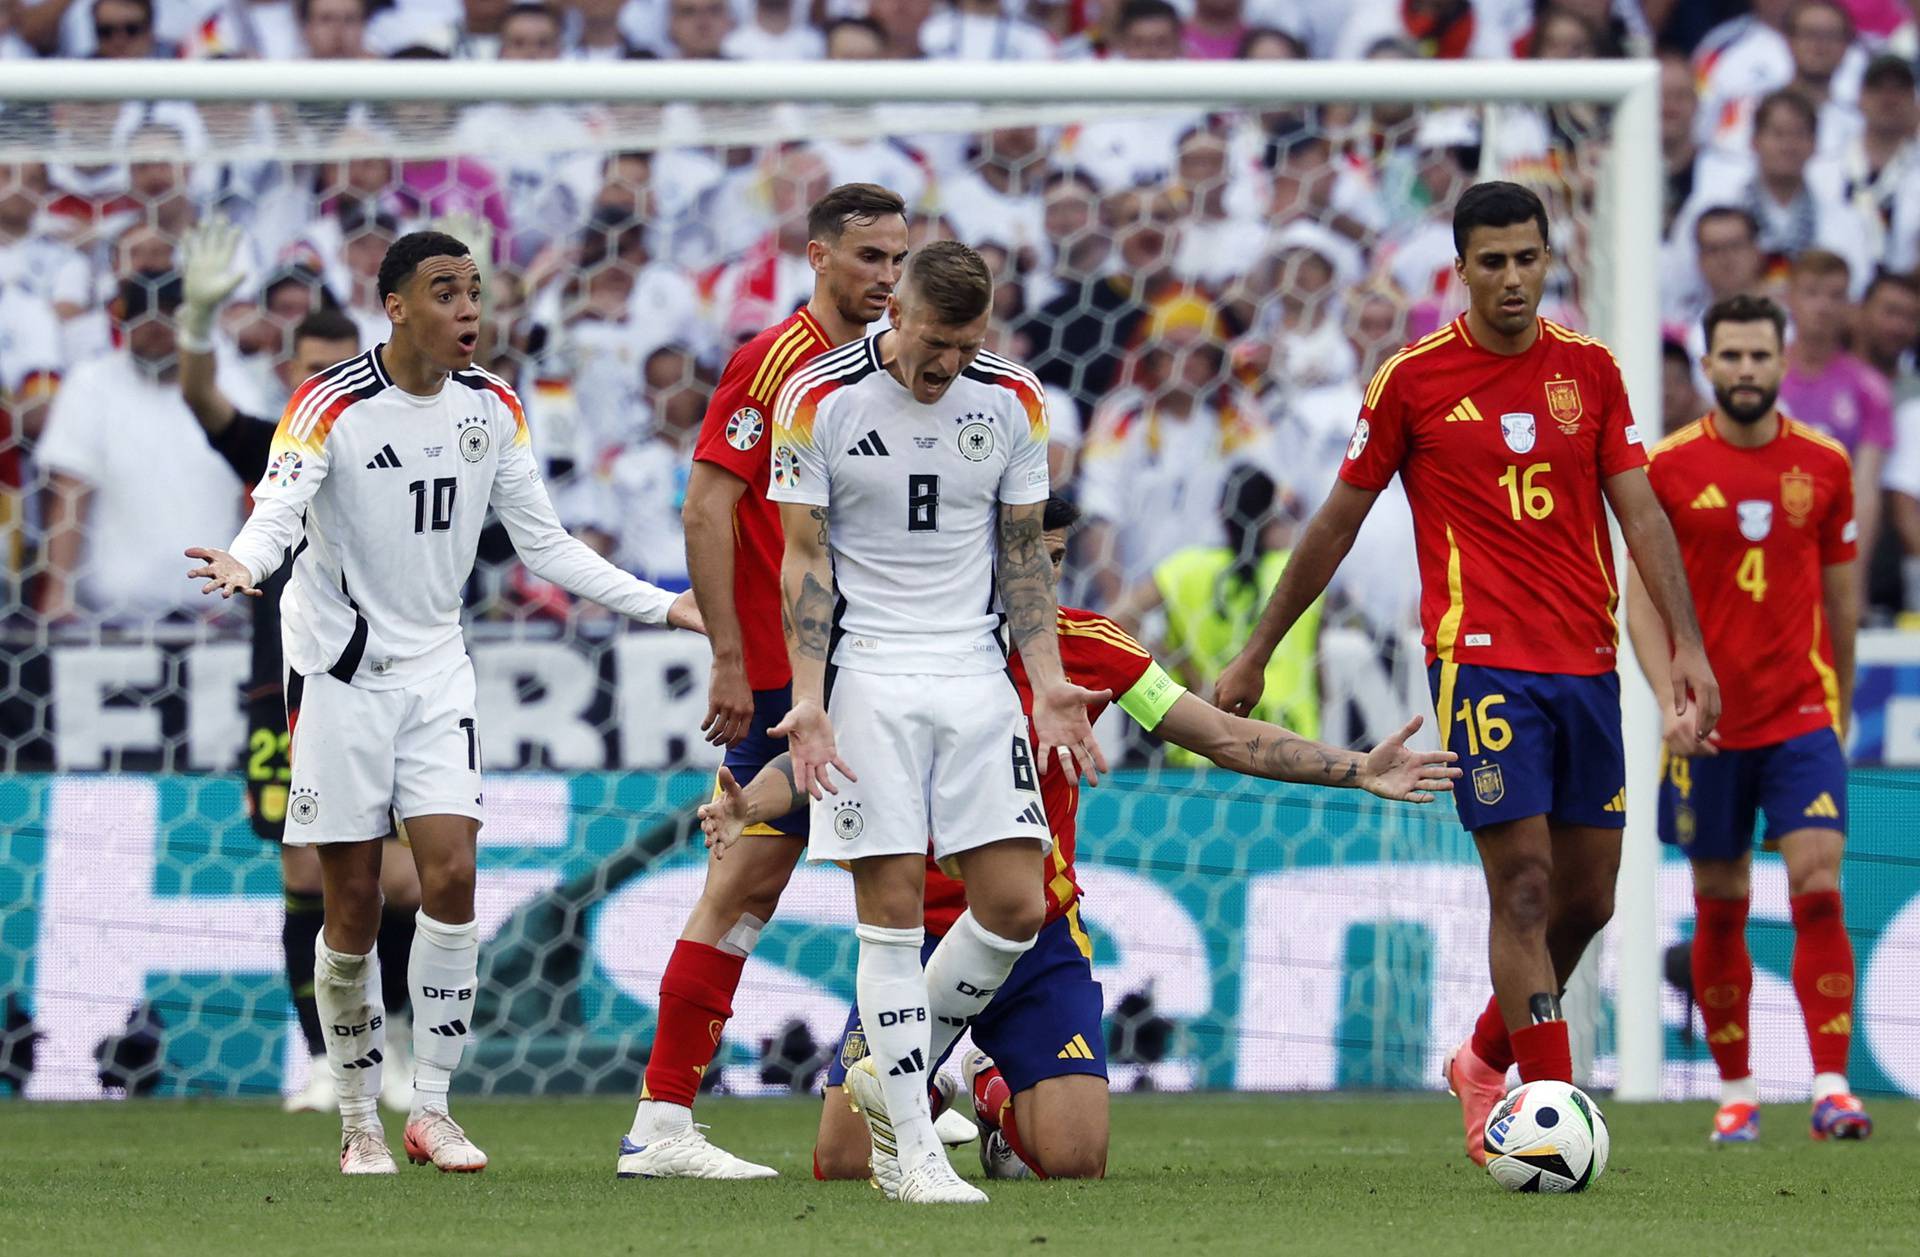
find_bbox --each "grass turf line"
[2,1094,1916,1257]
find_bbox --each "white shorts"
[282,658,484,845]
[809,668,1050,864]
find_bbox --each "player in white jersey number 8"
[187,231,702,1176]
[766,241,1107,1204]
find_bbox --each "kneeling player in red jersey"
[1628,294,1871,1144]
[699,497,1457,1181]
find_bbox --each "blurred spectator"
[1332,0,1509,60]
[867,0,930,57]
[666,0,732,57]
[569,0,638,57]
[301,0,368,57]
[1780,248,1892,563]
[1111,465,1322,755]
[1062,1,1200,190]
[0,163,91,323]
[1666,205,1765,332]
[821,13,883,58]
[1170,121,1262,289]
[34,260,242,623]
[1230,220,1360,395]
[940,127,1049,293]
[1076,304,1270,604]
[1184,0,1246,58]
[88,0,158,56]
[707,144,831,335]
[1112,0,1180,59]
[1660,49,1701,237]
[456,0,513,57]
[1857,269,1920,404]
[1851,55,1919,267]
[1661,335,1704,435]
[1691,0,1796,149]
[588,343,712,588]
[2,0,35,57]
[1700,2,1864,157]
[723,0,824,58]
[921,0,1055,59]
[495,0,558,57]
[0,281,61,448]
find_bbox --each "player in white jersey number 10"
[766,241,1106,1205]
[186,231,703,1176]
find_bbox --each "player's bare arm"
[683,461,755,746]
[185,546,263,598]
[1608,468,1722,737]
[1000,499,1108,784]
[772,500,852,797]
[1158,697,1459,803]
[1622,563,1712,757]
[698,755,816,858]
[1823,559,1859,738]
[1214,480,1379,715]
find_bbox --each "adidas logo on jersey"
[887,1048,926,1077]
[1057,1034,1096,1061]
[847,430,891,456]
[1691,484,1728,509]
[428,1019,468,1037]
[1817,1014,1852,1035]
[1708,1024,1746,1045]
[1804,792,1841,819]
[366,444,404,470]
[1013,801,1046,827]
[1446,398,1485,423]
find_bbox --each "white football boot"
[979,1129,1032,1179]
[283,1056,336,1114]
[615,1124,779,1180]
[844,1057,905,1199]
[897,1148,988,1205]
[403,1110,488,1172]
[339,1127,397,1175]
[932,1072,978,1146]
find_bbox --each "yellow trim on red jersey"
[1363,327,1456,410]
[1435,661,1460,751]
[1591,525,1619,641]
[749,322,820,404]
[1435,525,1465,661]
[1059,616,1151,658]
[1784,418,1854,466]
[1809,604,1841,731]
[1649,419,1709,460]
[1543,320,1625,370]
[1065,902,1093,961]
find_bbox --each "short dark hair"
[1864,269,1920,305]
[1702,293,1787,352]
[1863,52,1917,93]
[1787,0,1852,39]
[806,182,907,244]
[292,306,360,348]
[501,1,559,27]
[1043,495,1081,532]
[823,15,885,47]
[377,230,471,301]
[1790,247,1851,284]
[1236,26,1305,59]
[1754,88,1818,137]
[1694,204,1759,245]
[1451,180,1550,256]
[902,240,992,324]
[1116,0,1180,36]
[1660,337,1693,370]
[295,0,367,22]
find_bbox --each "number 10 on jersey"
[411,477,456,533]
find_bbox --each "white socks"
[924,910,1034,1066]
[1813,1072,1849,1102]
[855,922,940,1166]
[409,911,479,1118]
[629,1100,693,1142]
[1721,1075,1758,1106]
[313,935,385,1133]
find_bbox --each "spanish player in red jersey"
[1627,293,1870,1145]
[697,496,1456,1182]
[616,185,910,1180]
[1214,181,1722,1166]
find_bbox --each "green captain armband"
[1116,660,1185,732]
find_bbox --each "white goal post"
[4,57,1667,1101]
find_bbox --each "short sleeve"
[691,342,772,487]
[1594,350,1649,477]
[33,366,104,483]
[1821,452,1859,566]
[1338,360,1411,492]
[997,382,1050,506]
[767,372,832,508]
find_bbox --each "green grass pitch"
[4,1094,1917,1256]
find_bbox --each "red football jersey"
[922,608,1157,934]
[1645,414,1855,749]
[690,307,831,691]
[1340,316,1649,675]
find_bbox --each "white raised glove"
[179,216,248,352]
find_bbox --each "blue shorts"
[1658,726,1847,859]
[1428,663,1625,832]
[825,908,1107,1096]
[723,685,806,839]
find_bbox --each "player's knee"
[1562,884,1615,939]
[1789,864,1840,897]
[812,1140,870,1180]
[1039,1144,1108,1179]
[1490,863,1553,932]
[418,863,476,921]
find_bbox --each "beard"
[1713,381,1777,425]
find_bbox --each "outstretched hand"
[699,765,749,858]
[185,547,261,600]
[769,699,852,800]
[1359,716,1460,803]
[1031,678,1111,785]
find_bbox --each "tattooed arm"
[697,754,814,857]
[771,500,853,798]
[1155,694,1459,802]
[999,499,1111,783]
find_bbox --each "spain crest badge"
[1781,469,1814,525]
[1545,377,1582,433]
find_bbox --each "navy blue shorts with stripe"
[1428,662,1625,832]
[1658,726,1847,860]
[723,685,807,839]
[824,910,1107,1096]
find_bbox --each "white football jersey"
[227,348,677,690]
[767,341,1050,676]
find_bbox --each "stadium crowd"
[4,0,1920,726]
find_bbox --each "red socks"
[1790,890,1854,1077]
[970,1062,1047,1179]
[641,940,746,1108]
[1469,994,1516,1074]
[1510,1020,1572,1083]
[1691,894,1753,1084]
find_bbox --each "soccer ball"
[1482,1080,1610,1193]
